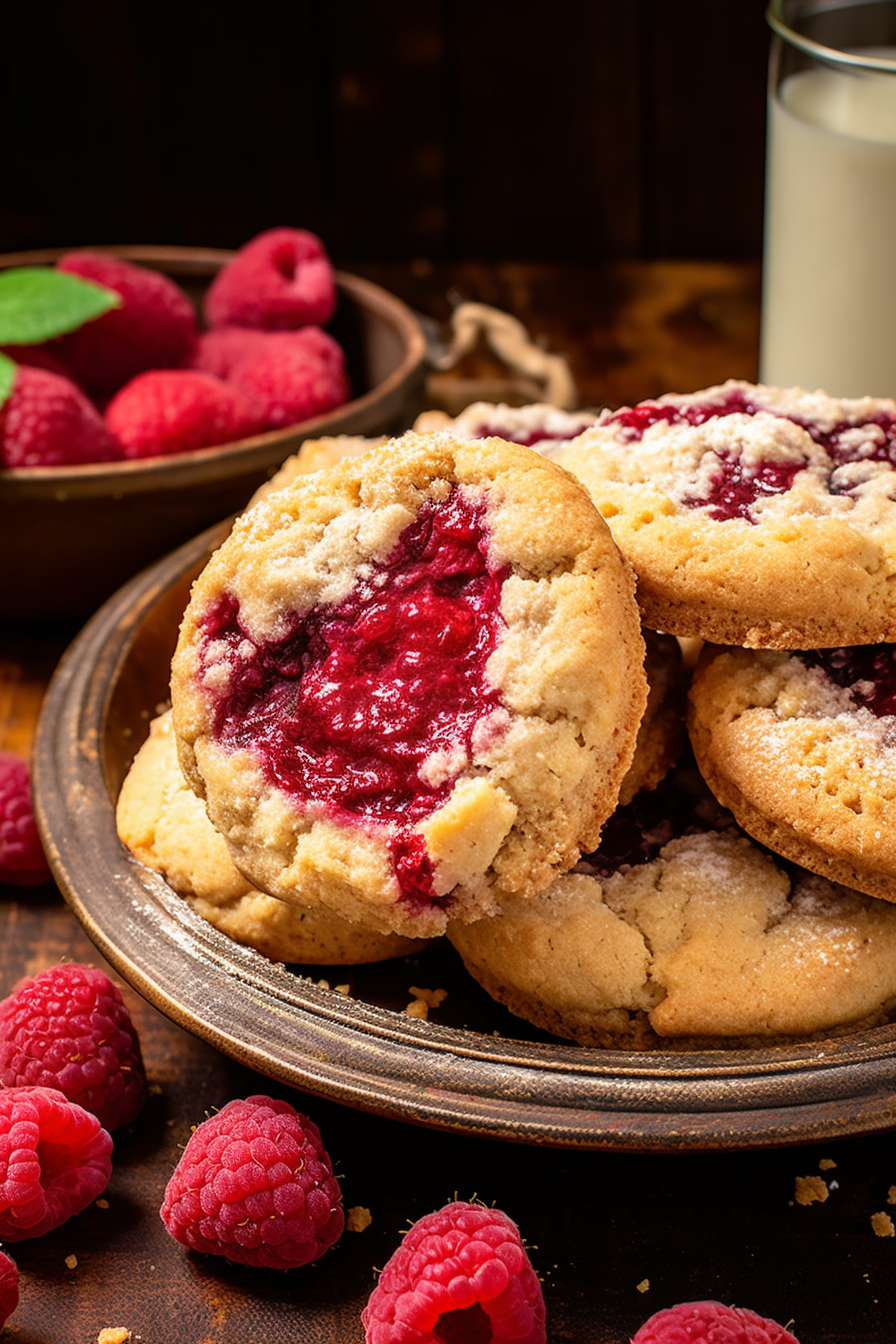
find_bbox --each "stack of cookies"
[117,388,896,1049]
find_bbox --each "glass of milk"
[760,0,896,397]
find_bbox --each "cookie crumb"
[335,984,350,996]
[636,1279,650,1294]
[97,1330,131,1344]
[887,1186,896,1205]
[795,1175,828,1205]
[872,1212,895,1237]
[65,1254,78,1269]
[317,978,330,990]
[347,1206,372,1233]
[405,986,448,1019]
[96,1198,110,1210]
[819,1158,836,1171]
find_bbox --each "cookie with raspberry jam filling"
[559,379,896,648]
[688,641,896,903]
[413,401,600,459]
[171,431,647,938]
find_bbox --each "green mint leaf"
[0,267,121,345]
[0,352,16,412]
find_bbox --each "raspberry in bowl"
[0,244,426,619]
[170,430,648,938]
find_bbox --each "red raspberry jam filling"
[473,419,594,449]
[199,488,510,906]
[800,645,896,719]
[607,389,896,522]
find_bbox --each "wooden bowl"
[31,525,896,1150]
[0,245,428,620]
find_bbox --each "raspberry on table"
[362,1200,546,1344]
[54,251,198,398]
[0,753,51,887]
[0,963,147,1131]
[160,1094,344,1269]
[0,366,122,468]
[632,1300,801,1343]
[204,227,336,330]
[0,1086,113,1240]
[227,326,349,431]
[105,369,262,458]
[0,1250,18,1329]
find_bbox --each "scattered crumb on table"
[65,1254,78,1269]
[96,1198,110,1210]
[871,1212,895,1238]
[636,1279,650,1294]
[347,1206,372,1233]
[819,1158,836,1171]
[888,1186,896,1206]
[97,1330,131,1344]
[794,1175,828,1206]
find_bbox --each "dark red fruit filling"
[199,488,509,905]
[800,645,896,718]
[475,419,594,448]
[682,451,803,523]
[585,771,717,875]
[607,388,761,440]
[607,389,896,522]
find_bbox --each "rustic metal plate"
[33,526,896,1151]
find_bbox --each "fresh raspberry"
[228,328,349,431]
[190,326,276,379]
[0,1086,112,1240]
[0,753,51,887]
[362,1200,546,1344]
[54,251,198,398]
[204,227,336,330]
[0,963,146,1131]
[0,1250,18,1329]
[105,369,262,459]
[160,1094,344,1269]
[0,343,72,379]
[0,366,122,467]
[632,1300,801,1343]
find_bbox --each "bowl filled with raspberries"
[0,231,427,619]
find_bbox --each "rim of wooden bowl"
[32,524,896,1152]
[0,245,429,500]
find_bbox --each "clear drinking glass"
[760,0,896,397]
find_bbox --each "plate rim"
[33,526,896,1152]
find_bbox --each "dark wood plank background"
[0,0,769,264]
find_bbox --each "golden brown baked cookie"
[413,402,599,458]
[688,642,896,904]
[171,431,647,939]
[116,711,429,964]
[249,434,385,507]
[558,380,896,648]
[449,769,896,1046]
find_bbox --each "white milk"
[760,54,896,397]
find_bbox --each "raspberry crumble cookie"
[413,401,600,458]
[116,710,431,964]
[448,766,896,1047]
[171,432,647,938]
[688,642,896,904]
[558,379,896,648]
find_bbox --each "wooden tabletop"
[2,261,893,1344]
